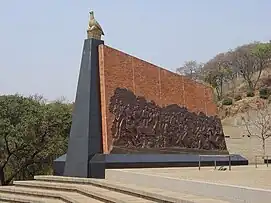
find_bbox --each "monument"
[54,11,248,178]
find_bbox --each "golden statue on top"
[87,11,104,40]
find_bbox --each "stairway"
[0,176,232,203]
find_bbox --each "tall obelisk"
[63,11,105,178]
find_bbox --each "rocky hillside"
[218,67,271,119]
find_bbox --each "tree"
[242,104,271,156]
[203,53,233,100]
[252,42,271,86]
[232,42,271,91]
[176,60,203,80]
[0,95,72,185]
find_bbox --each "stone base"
[53,153,248,177]
[54,154,105,178]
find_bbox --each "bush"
[222,98,233,105]
[234,95,242,101]
[259,87,271,99]
[262,77,271,87]
[246,91,255,97]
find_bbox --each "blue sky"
[0,1,270,101]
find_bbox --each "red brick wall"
[99,45,217,153]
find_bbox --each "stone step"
[35,175,181,202]
[34,176,232,203]
[0,191,64,203]
[0,185,102,203]
[14,180,156,203]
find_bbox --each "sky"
[0,1,270,102]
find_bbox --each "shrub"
[262,77,271,87]
[234,95,242,101]
[246,91,255,97]
[259,87,271,99]
[222,98,233,105]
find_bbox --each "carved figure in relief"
[109,88,227,151]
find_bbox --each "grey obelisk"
[63,11,105,178]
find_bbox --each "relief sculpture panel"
[109,88,227,151]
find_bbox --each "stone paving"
[109,165,271,190]
[106,165,271,203]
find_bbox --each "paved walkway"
[110,165,271,189]
[106,165,271,203]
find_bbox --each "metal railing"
[255,155,270,168]
[198,154,232,171]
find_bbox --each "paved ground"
[108,165,271,190]
[106,165,271,203]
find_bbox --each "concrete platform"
[106,165,271,203]
[114,165,271,189]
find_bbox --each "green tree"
[232,42,271,91]
[0,95,72,185]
